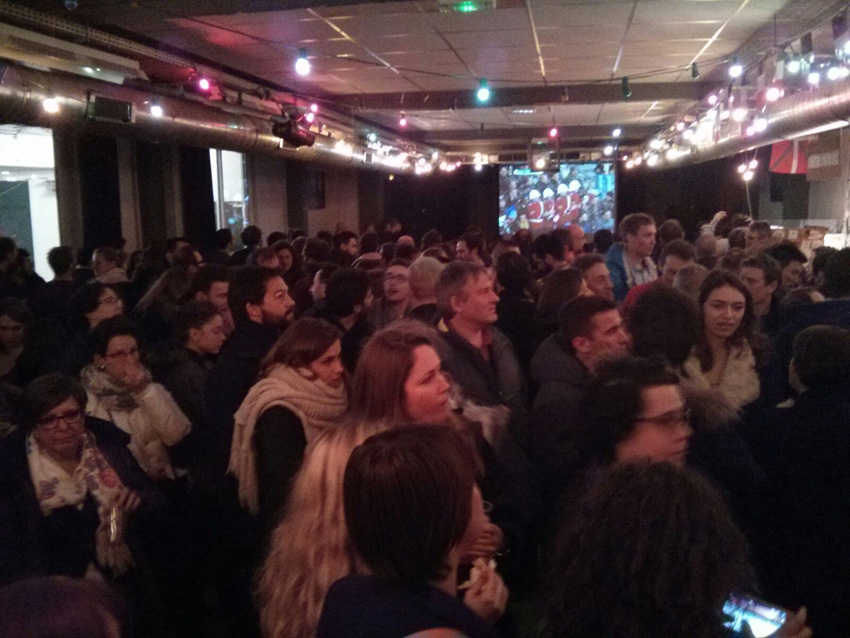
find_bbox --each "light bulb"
[754,118,767,132]
[625,160,635,169]
[295,49,311,76]
[676,121,685,132]
[634,156,643,166]
[477,79,490,102]
[649,138,663,150]
[474,164,483,172]
[682,128,694,140]
[786,59,801,74]
[743,170,754,181]
[603,145,614,156]
[765,86,782,102]
[198,77,211,91]
[367,132,378,143]
[707,94,718,106]
[646,155,658,167]
[612,127,622,137]
[305,112,315,124]
[399,113,407,127]
[749,159,758,169]
[310,103,318,113]
[728,59,743,78]
[808,71,820,85]
[549,127,558,138]
[534,158,546,170]
[732,108,748,122]
[150,104,164,118]
[738,163,747,174]
[42,97,60,113]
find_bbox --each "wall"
[307,166,359,235]
[247,153,288,234]
[806,128,850,230]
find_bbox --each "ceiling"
[17,0,846,154]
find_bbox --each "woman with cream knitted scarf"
[229,318,348,530]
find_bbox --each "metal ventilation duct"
[0,64,402,173]
[662,79,850,167]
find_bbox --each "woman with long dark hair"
[684,270,779,411]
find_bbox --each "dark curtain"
[79,135,122,249]
[136,141,169,246]
[179,146,216,252]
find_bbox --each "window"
[210,149,249,236]
[0,126,59,280]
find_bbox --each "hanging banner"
[806,131,845,181]
[770,140,808,174]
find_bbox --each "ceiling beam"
[336,82,717,111]
[404,124,659,143]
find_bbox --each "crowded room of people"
[2,0,849,636]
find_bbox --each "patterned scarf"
[80,363,152,412]
[27,430,134,575]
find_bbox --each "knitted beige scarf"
[229,364,348,514]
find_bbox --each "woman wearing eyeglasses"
[80,316,190,482]
[0,373,149,584]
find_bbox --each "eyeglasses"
[99,295,123,307]
[634,408,691,429]
[104,346,140,359]
[37,408,83,430]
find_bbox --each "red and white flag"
[770,140,808,174]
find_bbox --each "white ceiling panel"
[443,29,537,50]
[431,8,531,32]
[531,3,640,26]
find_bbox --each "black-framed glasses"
[104,346,140,359]
[634,408,691,429]
[37,408,83,431]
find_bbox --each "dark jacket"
[254,406,307,535]
[317,575,498,638]
[528,336,592,519]
[405,303,441,327]
[26,280,78,326]
[436,324,528,447]
[228,246,255,267]
[155,347,215,478]
[746,389,850,638]
[604,243,630,302]
[204,320,280,474]
[496,292,541,377]
[312,309,373,373]
[0,417,153,584]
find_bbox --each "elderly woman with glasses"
[0,373,149,584]
[81,316,190,482]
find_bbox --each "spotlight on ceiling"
[42,96,60,114]
[728,58,743,79]
[549,127,558,138]
[272,119,316,148]
[150,102,164,118]
[295,49,311,76]
[603,145,614,156]
[476,79,491,103]
[612,127,622,137]
[399,112,408,127]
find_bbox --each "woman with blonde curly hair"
[256,320,455,638]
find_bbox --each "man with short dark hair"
[205,266,294,473]
[573,253,615,301]
[331,231,358,267]
[532,233,567,278]
[766,241,808,294]
[192,263,233,337]
[746,220,773,251]
[455,232,486,266]
[621,239,695,316]
[229,225,263,267]
[604,213,657,301]
[368,259,411,330]
[529,295,630,507]
[205,228,233,266]
[740,253,782,336]
[28,246,78,325]
[313,268,374,371]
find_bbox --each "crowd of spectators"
[0,212,843,638]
